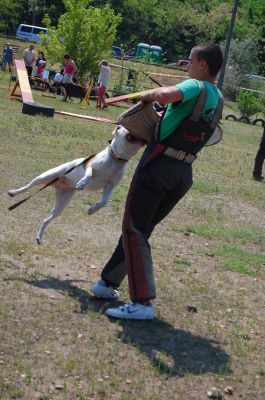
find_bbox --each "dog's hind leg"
[8,160,84,198]
[88,185,114,215]
[36,188,75,244]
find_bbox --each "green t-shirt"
[159,79,221,141]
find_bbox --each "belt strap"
[163,147,197,164]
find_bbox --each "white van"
[16,24,48,43]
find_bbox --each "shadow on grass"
[22,276,232,378]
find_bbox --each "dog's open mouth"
[125,133,146,146]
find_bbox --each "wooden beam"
[9,60,34,103]
[55,111,117,124]
[106,88,155,105]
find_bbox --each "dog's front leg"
[76,166,92,191]
[88,185,114,215]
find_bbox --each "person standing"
[23,44,36,76]
[62,54,77,84]
[253,125,265,181]
[2,43,13,73]
[90,42,224,320]
[97,60,111,109]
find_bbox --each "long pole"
[217,0,240,90]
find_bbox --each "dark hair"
[193,43,223,77]
[38,51,45,58]
[64,54,71,59]
[60,69,64,74]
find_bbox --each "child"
[36,59,45,78]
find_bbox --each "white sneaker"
[106,302,154,320]
[90,279,119,299]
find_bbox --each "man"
[23,44,36,76]
[252,125,265,181]
[97,60,111,109]
[91,42,224,320]
[2,43,13,73]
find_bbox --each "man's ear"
[200,60,208,71]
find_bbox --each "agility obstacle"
[55,111,117,124]
[9,60,34,102]
[9,60,55,117]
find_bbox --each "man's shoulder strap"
[191,80,223,128]
[190,80,206,122]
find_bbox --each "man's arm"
[140,86,183,105]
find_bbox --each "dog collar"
[108,146,128,163]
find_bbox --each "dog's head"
[110,126,145,161]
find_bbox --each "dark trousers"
[101,150,193,302]
[26,66,33,77]
[253,127,265,178]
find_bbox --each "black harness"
[156,81,223,155]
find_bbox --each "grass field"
[0,43,265,400]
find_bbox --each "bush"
[236,90,261,118]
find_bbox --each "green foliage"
[260,96,265,117]
[41,0,121,78]
[236,90,261,118]
[222,38,259,100]
[0,0,20,32]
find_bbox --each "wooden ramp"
[9,60,34,102]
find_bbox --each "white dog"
[8,126,144,244]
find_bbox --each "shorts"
[98,85,106,97]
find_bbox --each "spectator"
[23,44,36,76]
[36,59,45,78]
[2,43,13,73]
[253,125,265,181]
[52,69,64,95]
[62,54,77,83]
[97,60,111,109]
[35,51,46,67]
[54,69,64,83]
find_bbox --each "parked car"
[167,59,190,70]
[16,24,48,43]
[112,45,123,58]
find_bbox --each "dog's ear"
[111,126,120,137]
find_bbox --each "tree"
[0,0,20,34]
[222,38,259,100]
[41,0,121,78]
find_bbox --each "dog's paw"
[76,177,88,191]
[8,190,16,197]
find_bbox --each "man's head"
[29,44,35,51]
[99,60,108,67]
[188,42,223,81]
[6,43,10,47]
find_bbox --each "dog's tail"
[8,154,95,211]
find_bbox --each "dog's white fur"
[8,126,144,244]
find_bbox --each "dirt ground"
[0,76,265,399]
